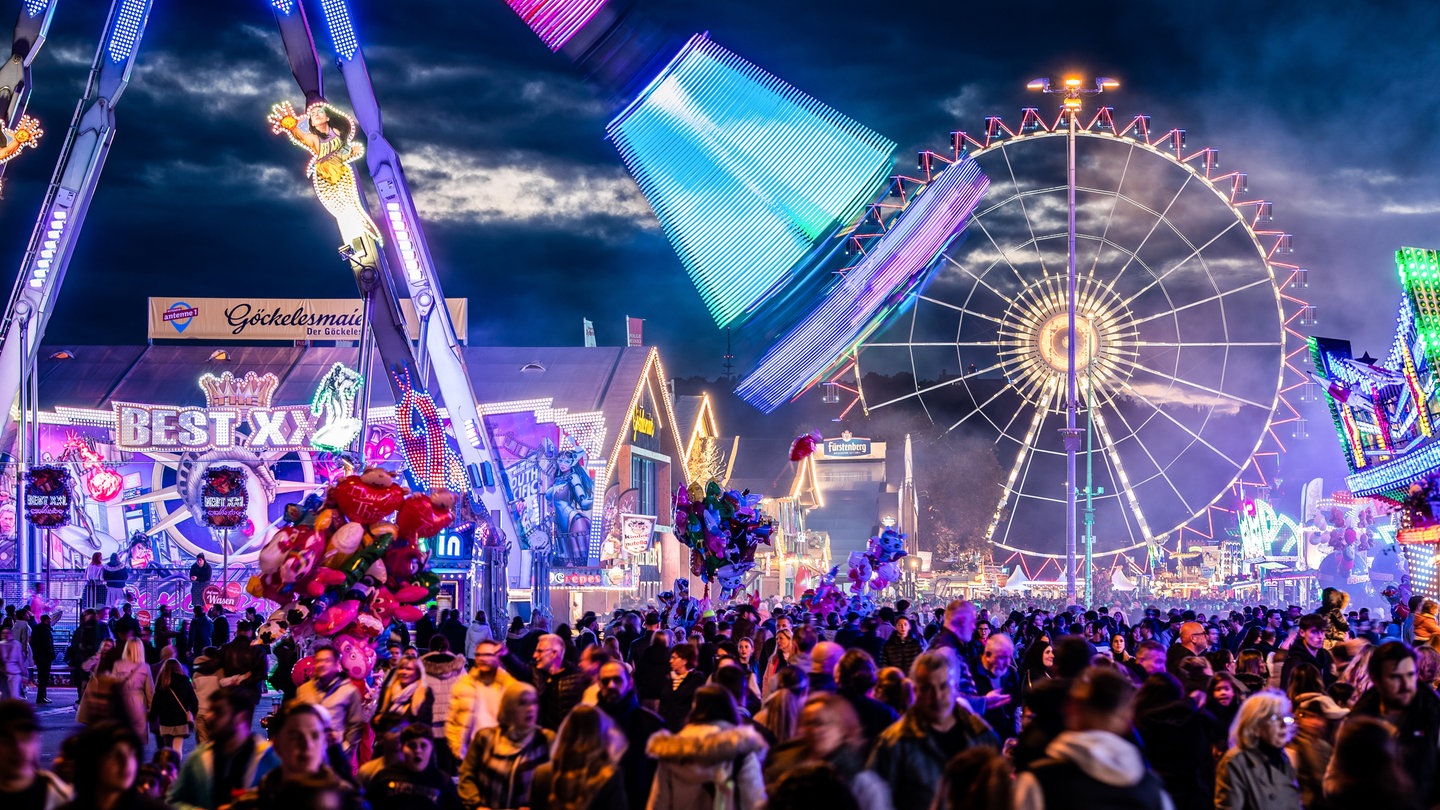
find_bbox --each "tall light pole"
[1027,75,1117,604]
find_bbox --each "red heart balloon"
[331,474,405,523]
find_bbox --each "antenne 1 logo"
[164,301,198,333]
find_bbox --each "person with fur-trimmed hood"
[1318,588,1351,650]
[646,685,767,810]
[421,635,466,774]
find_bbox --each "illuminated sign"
[619,513,656,555]
[23,466,72,528]
[199,467,249,529]
[112,371,347,454]
[632,405,655,439]
[147,297,468,342]
[1238,500,1302,563]
[549,566,636,591]
[823,430,873,458]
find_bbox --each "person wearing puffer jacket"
[447,640,515,764]
[645,686,767,810]
[422,636,466,773]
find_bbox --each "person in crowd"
[973,633,1022,742]
[1012,668,1171,810]
[417,635,464,770]
[0,627,22,700]
[1318,588,1351,650]
[1343,640,1440,806]
[169,688,280,810]
[633,629,672,712]
[188,555,211,608]
[762,693,891,810]
[152,655,199,753]
[760,628,795,699]
[1133,640,1168,679]
[367,724,463,810]
[269,633,299,702]
[1165,622,1210,676]
[228,701,361,810]
[375,652,434,727]
[110,639,155,750]
[1205,672,1248,735]
[754,665,806,744]
[55,723,165,810]
[765,762,857,810]
[1109,634,1133,668]
[1235,649,1269,693]
[867,648,999,809]
[464,612,493,661]
[933,747,1012,810]
[12,609,31,701]
[190,648,224,743]
[1324,714,1421,810]
[188,608,212,661]
[1213,690,1301,810]
[731,638,762,708]
[0,700,71,810]
[532,634,587,734]
[646,685,766,810]
[458,681,552,810]
[528,705,628,810]
[1009,678,1069,773]
[447,639,515,764]
[877,615,923,674]
[658,644,706,733]
[871,666,912,716]
[218,622,267,702]
[1288,692,1347,810]
[1132,672,1217,810]
[593,659,663,810]
[84,553,106,612]
[208,607,230,649]
[1281,614,1335,690]
[1415,599,1440,646]
[31,614,53,705]
[1022,639,1056,691]
[357,714,410,791]
[293,646,365,755]
[805,642,841,694]
[415,606,440,653]
[833,649,897,751]
[441,612,469,660]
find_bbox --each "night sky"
[3,0,1439,495]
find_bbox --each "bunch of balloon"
[846,527,909,594]
[673,481,774,601]
[246,467,454,680]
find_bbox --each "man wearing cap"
[0,700,69,810]
[170,687,279,810]
[1288,692,1346,810]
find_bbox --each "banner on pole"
[583,318,596,347]
[626,316,644,347]
[23,466,72,528]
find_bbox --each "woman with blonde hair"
[529,705,628,810]
[754,665,807,743]
[1214,690,1301,809]
[761,629,795,698]
[111,638,155,748]
[374,653,434,726]
[459,681,553,810]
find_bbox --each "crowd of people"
[0,576,1435,810]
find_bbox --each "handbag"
[170,686,195,724]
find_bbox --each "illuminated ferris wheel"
[856,105,1310,569]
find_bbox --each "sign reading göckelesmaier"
[148,298,468,342]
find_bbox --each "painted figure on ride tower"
[268,100,381,245]
[548,449,594,567]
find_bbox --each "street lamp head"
[1063,77,1082,88]
[1026,78,1051,92]
[1096,77,1119,91]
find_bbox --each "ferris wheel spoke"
[1114,381,1247,469]
[1107,174,1198,289]
[867,360,1008,410]
[1110,354,1271,411]
[968,206,1031,286]
[946,379,1019,432]
[1098,399,1192,520]
[987,399,1053,544]
[914,295,1006,325]
[1085,145,1137,279]
[1118,219,1243,308]
[1132,341,1281,348]
[1125,276,1273,326]
[939,253,1012,302]
[999,143,1050,274]
[1090,408,1162,539]
[868,341,998,348]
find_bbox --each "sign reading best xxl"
[148,297,468,342]
[114,402,319,453]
